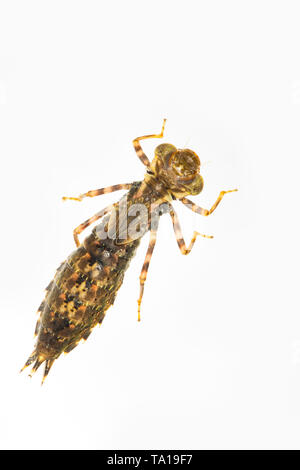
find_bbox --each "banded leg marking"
[169,205,213,255]
[62,183,132,202]
[133,119,167,167]
[180,189,238,216]
[137,228,158,322]
[73,203,116,247]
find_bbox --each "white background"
[0,0,300,450]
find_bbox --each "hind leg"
[73,202,117,247]
[137,228,158,321]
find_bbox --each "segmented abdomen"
[24,216,140,381]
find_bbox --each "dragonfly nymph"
[21,120,237,383]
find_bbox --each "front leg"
[180,189,238,216]
[133,119,166,167]
[169,205,213,255]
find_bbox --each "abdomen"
[23,218,140,381]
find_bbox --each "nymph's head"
[150,143,204,198]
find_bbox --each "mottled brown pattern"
[23,183,143,382]
[22,121,237,383]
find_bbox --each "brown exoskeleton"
[21,120,237,383]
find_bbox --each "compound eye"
[171,149,200,179]
[189,174,204,195]
[154,143,177,166]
